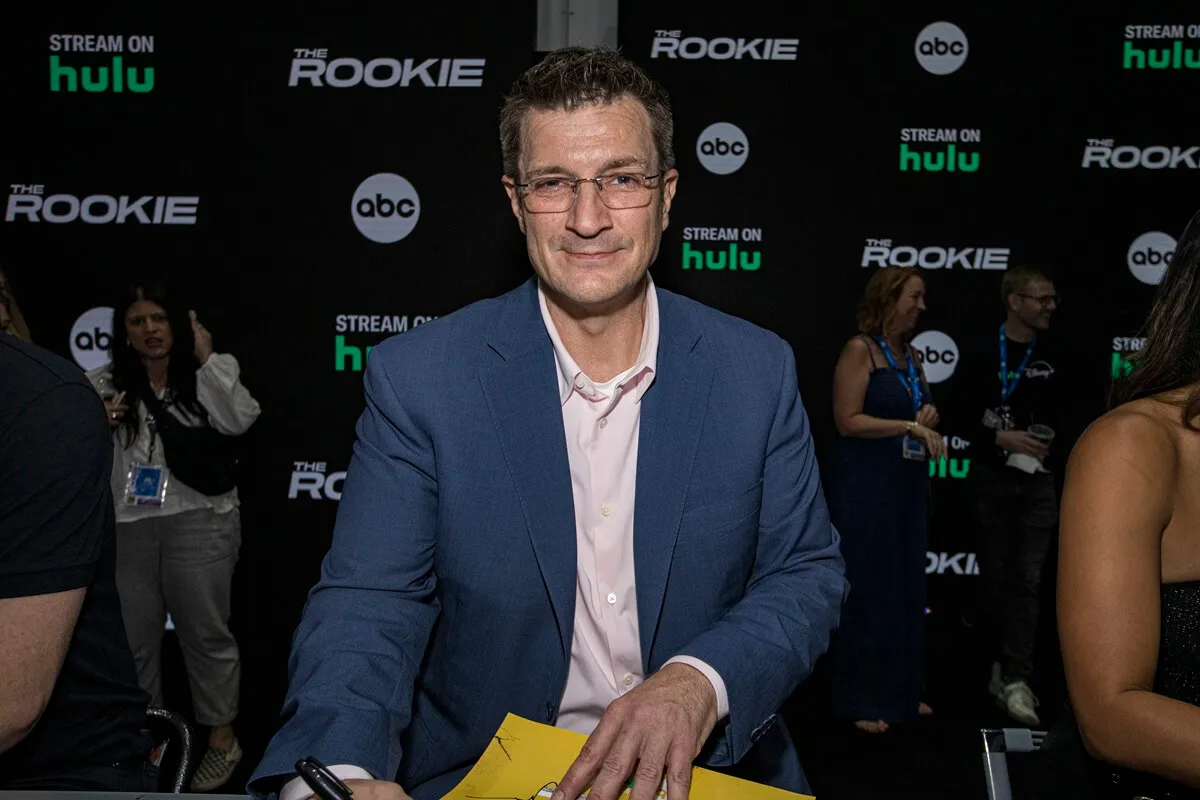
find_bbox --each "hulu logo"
[681,242,761,271]
[50,56,154,93]
[1123,41,1200,70]
[899,143,979,172]
[930,456,970,479]
[335,336,373,372]
[1111,352,1138,378]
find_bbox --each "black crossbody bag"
[139,390,241,496]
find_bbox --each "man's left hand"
[553,662,718,800]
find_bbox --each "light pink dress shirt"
[281,276,727,800]
[540,277,728,735]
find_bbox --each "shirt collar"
[538,275,660,407]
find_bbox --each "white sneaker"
[988,662,1003,699]
[999,680,1041,726]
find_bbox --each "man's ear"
[502,177,527,234]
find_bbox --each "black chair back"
[144,707,196,793]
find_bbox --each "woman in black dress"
[827,267,946,733]
[1055,208,1200,798]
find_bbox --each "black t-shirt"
[956,327,1068,473]
[0,333,149,784]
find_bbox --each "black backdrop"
[2,0,1196,781]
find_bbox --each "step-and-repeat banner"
[0,4,537,750]
[616,3,1196,628]
[2,2,1195,743]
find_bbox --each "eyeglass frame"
[510,171,667,213]
[1017,292,1061,307]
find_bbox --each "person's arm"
[1059,412,1200,787]
[195,353,262,435]
[0,384,113,752]
[248,337,437,797]
[832,337,911,438]
[683,341,849,764]
[0,589,85,752]
[833,337,943,458]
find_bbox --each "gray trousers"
[115,507,241,726]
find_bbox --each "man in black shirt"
[956,266,1062,728]
[0,332,154,789]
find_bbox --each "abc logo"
[915,22,968,75]
[911,330,960,384]
[69,306,115,372]
[696,122,749,175]
[1127,231,1176,285]
[351,173,420,244]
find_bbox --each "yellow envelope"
[440,713,814,799]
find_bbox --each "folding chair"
[981,727,1046,800]
[144,707,197,793]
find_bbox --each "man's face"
[503,96,678,310]
[1011,278,1058,331]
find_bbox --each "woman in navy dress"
[827,267,946,733]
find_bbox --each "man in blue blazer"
[251,47,846,800]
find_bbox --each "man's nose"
[566,181,613,237]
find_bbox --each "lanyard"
[145,411,158,463]
[876,337,922,415]
[999,324,1036,405]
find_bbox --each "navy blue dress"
[827,337,931,725]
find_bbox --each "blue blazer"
[250,278,847,799]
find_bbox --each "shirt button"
[623,674,634,686]
[599,418,608,429]
[574,375,587,389]
[607,592,617,605]
[601,505,612,517]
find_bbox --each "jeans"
[974,464,1058,686]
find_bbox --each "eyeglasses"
[1018,292,1060,307]
[515,173,663,213]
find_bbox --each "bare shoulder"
[1071,400,1180,481]
[839,335,872,361]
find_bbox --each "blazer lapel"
[635,290,714,667]
[480,280,577,663]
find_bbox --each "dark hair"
[1110,209,1200,429]
[110,280,207,447]
[0,267,32,341]
[499,46,675,180]
[1000,264,1052,309]
[857,267,923,336]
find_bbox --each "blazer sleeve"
[675,341,849,765]
[248,340,440,797]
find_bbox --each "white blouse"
[87,353,262,523]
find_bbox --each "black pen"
[295,757,354,800]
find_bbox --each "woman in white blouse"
[88,282,260,792]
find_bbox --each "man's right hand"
[996,429,1049,459]
[309,780,412,800]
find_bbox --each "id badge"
[983,407,1016,431]
[901,434,927,461]
[124,463,169,507]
